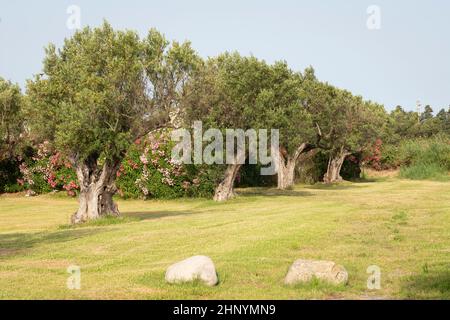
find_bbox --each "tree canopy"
[0,77,23,159]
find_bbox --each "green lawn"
[0,177,449,299]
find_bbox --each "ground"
[0,177,449,299]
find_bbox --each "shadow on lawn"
[400,267,450,299]
[56,210,197,229]
[304,183,365,191]
[0,229,104,260]
[238,188,312,198]
[124,210,196,221]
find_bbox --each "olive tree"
[26,22,199,223]
[182,52,276,201]
[256,64,317,190]
[322,91,383,183]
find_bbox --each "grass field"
[0,177,449,300]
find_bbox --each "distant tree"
[26,22,199,223]
[420,105,434,122]
[436,107,450,134]
[389,106,421,142]
[0,77,23,160]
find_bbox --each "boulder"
[284,259,348,285]
[165,255,218,286]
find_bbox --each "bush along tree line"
[1,22,449,223]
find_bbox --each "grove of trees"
[1,22,449,223]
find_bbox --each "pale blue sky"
[1,0,449,111]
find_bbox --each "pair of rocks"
[165,256,348,287]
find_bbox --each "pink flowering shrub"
[6,130,219,199]
[116,129,218,199]
[363,138,383,170]
[17,141,79,196]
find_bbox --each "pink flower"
[182,181,191,190]
[50,153,60,166]
[139,154,149,165]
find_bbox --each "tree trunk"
[277,143,315,190]
[277,153,296,190]
[213,164,242,202]
[71,157,121,224]
[324,148,350,184]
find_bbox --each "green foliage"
[257,63,314,155]
[0,77,23,160]
[379,143,400,169]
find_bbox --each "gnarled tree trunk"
[71,156,121,224]
[277,144,316,190]
[213,164,242,202]
[277,154,296,190]
[323,147,351,184]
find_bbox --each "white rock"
[165,255,218,286]
[25,190,36,197]
[284,259,348,285]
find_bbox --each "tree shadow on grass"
[351,177,378,183]
[237,188,312,198]
[0,229,105,260]
[57,210,198,230]
[304,183,365,191]
[123,210,196,221]
[401,268,450,299]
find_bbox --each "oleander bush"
[16,141,79,196]
[1,130,219,199]
[116,130,219,199]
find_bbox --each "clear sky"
[1,0,449,111]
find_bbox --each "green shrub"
[398,135,450,180]
[400,163,447,180]
[380,143,400,169]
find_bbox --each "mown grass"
[0,177,449,300]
